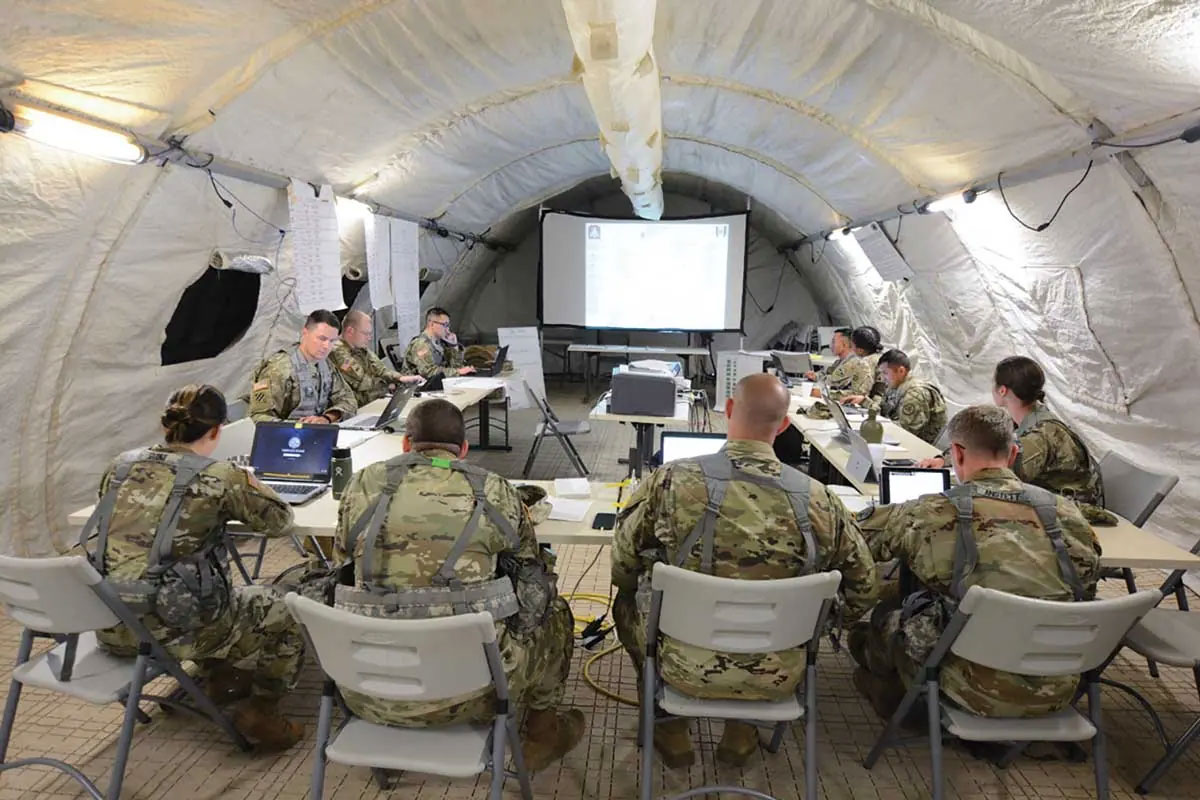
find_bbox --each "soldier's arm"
[367,351,405,385]
[325,369,359,421]
[249,364,290,422]
[1055,496,1103,592]
[898,390,932,439]
[328,345,366,396]
[848,361,873,396]
[612,470,669,592]
[1013,429,1050,485]
[808,483,879,620]
[408,341,448,379]
[855,500,920,563]
[225,466,293,536]
[446,344,466,370]
[334,468,376,565]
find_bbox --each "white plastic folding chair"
[862,586,1161,800]
[0,555,250,800]
[522,379,590,478]
[285,594,533,800]
[640,564,842,800]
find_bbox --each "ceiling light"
[921,188,979,214]
[1,101,145,164]
[826,226,853,241]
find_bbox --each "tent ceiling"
[5,1,1197,236]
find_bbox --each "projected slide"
[541,212,748,331]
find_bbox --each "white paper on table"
[389,218,421,345]
[547,496,592,522]
[499,326,545,411]
[554,478,591,498]
[364,214,393,309]
[337,429,380,449]
[287,180,345,313]
[446,377,508,390]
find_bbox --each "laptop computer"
[250,421,339,504]
[481,345,509,377]
[342,385,415,431]
[660,431,726,463]
[772,351,813,375]
[415,374,444,394]
[770,353,793,388]
[880,466,952,505]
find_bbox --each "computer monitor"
[250,422,339,482]
[660,432,726,464]
[880,467,952,505]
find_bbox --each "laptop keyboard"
[266,482,323,496]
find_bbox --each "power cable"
[997,160,1093,233]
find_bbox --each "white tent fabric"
[1,0,1198,561]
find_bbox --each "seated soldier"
[852,325,887,404]
[843,348,946,444]
[328,309,422,406]
[402,307,477,380]
[86,385,305,750]
[249,309,358,423]
[804,327,873,398]
[330,399,584,770]
[613,373,878,768]
[850,405,1101,720]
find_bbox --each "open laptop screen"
[661,432,726,464]
[250,422,339,481]
[880,467,951,505]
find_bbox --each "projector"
[610,369,677,417]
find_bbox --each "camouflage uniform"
[328,338,404,407]
[1014,403,1103,507]
[863,352,887,404]
[401,332,465,379]
[612,439,878,701]
[249,344,358,422]
[870,376,946,444]
[93,445,304,699]
[331,449,573,727]
[824,353,874,399]
[850,467,1101,717]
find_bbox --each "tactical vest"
[289,345,334,419]
[900,482,1086,625]
[79,449,230,631]
[672,452,818,575]
[334,452,522,623]
[1014,405,1104,506]
[882,380,944,420]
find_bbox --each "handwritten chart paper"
[287,180,344,313]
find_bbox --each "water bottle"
[859,407,884,444]
[331,447,353,499]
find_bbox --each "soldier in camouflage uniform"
[852,326,887,404]
[845,348,946,444]
[249,309,358,423]
[330,399,584,771]
[328,310,423,406]
[88,385,305,751]
[401,306,477,380]
[613,373,878,768]
[849,405,1101,719]
[804,327,873,399]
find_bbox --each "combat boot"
[716,720,760,766]
[521,708,586,771]
[232,697,304,752]
[652,718,695,769]
[204,663,253,707]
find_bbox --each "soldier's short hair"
[833,327,852,340]
[343,309,371,331]
[947,405,1014,457]
[994,356,1046,405]
[851,326,881,354]
[878,348,911,370]
[162,384,226,444]
[304,309,341,331]
[425,307,451,324]
[405,398,466,448]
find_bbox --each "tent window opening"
[161,266,261,365]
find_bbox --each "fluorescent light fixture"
[2,101,145,164]
[826,225,859,241]
[921,188,979,215]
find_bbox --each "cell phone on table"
[882,458,916,467]
[591,513,616,530]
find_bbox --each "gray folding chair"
[640,564,841,800]
[863,585,1160,800]
[0,555,250,800]
[284,594,532,800]
[522,380,590,478]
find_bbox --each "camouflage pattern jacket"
[249,346,358,422]
[614,439,878,698]
[333,448,557,720]
[872,376,946,444]
[94,444,293,646]
[863,352,887,404]
[825,353,874,399]
[401,332,465,379]
[859,467,1101,716]
[328,339,404,407]
[1014,403,1103,507]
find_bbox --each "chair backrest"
[1099,450,1179,527]
[211,418,255,460]
[225,399,248,423]
[379,335,402,370]
[523,379,558,424]
[651,564,841,654]
[951,586,1160,676]
[0,555,121,633]
[285,594,497,702]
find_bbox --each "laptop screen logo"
[287,436,302,450]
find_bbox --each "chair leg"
[1137,716,1200,794]
[155,651,251,751]
[565,437,590,476]
[522,433,543,478]
[0,629,34,762]
[805,663,818,800]
[927,680,944,800]
[766,722,787,754]
[640,658,657,800]
[996,741,1027,769]
[558,434,588,478]
[490,713,506,800]
[252,534,269,580]
[108,647,151,800]
[864,678,925,768]
[1122,568,1159,677]
[311,688,334,799]
[1088,680,1109,800]
[506,715,534,800]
